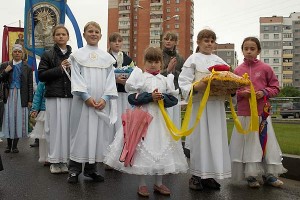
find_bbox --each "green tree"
[278,86,300,97]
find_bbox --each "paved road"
[0,138,299,200]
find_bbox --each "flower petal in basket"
[201,71,250,96]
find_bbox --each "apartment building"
[260,12,300,89]
[108,0,194,66]
[213,43,238,69]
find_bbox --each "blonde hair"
[163,31,178,41]
[83,21,101,33]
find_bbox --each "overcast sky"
[1,0,300,64]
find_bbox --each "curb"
[281,154,300,181]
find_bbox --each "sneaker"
[153,184,171,195]
[202,178,221,190]
[263,174,283,188]
[247,176,260,188]
[83,172,104,182]
[67,173,79,184]
[138,186,150,197]
[50,164,62,174]
[189,176,203,191]
[60,163,68,173]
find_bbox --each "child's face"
[144,60,161,72]
[242,40,260,60]
[197,37,215,55]
[110,38,123,53]
[83,25,101,46]
[53,28,69,47]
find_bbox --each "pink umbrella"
[119,108,153,167]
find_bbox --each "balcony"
[119,9,131,14]
[150,18,163,23]
[119,2,131,6]
[150,2,163,7]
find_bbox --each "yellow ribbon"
[158,71,259,140]
[229,73,259,134]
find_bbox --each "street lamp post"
[136,5,179,48]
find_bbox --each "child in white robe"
[67,21,118,184]
[104,47,188,197]
[178,29,231,191]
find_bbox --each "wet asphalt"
[0,138,299,200]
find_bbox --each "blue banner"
[24,0,67,57]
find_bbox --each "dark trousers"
[68,159,97,175]
[7,138,19,149]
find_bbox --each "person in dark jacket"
[0,44,33,153]
[38,25,72,174]
[161,31,185,130]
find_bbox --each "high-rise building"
[213,43,238,69]
[108,0,194,66]
[260,12,300,89]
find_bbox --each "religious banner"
[24,0,82,83]
[1,26,25,62]
[24,0,67,56]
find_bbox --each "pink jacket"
[234,59,280,116]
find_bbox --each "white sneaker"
[50,164,61,174]
[60,163,69,173]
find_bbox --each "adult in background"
[161,31,185,129]
[0,44,33,153]
[38,25,72,174]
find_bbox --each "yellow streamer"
[158,71,259,140]
[229,75,259,134]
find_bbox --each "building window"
[273,58,279,63]
[263,34,269,39]
[264,50,269,55]
[274,50,279,55]
[263,26,269,31]
[273,26,278,31]
[166,24,170,29]
[166,8,170,12]
[226,52,231,56]
[264,59,269,63]
[226,58,231,64]
[175,24,179,29]
[274,34,279,39]
[176,0,180,3]
[175,7,179,12]
[283,33,292,38]
[167,0,170,4]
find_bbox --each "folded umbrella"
[259,96,270,159]
[119,108,153,167]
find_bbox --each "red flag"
[1,26,25,62]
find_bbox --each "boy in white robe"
[67,21,118,184]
